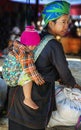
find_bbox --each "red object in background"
[70,5,81,15]
[0,52,2,57]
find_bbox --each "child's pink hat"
[20,26,40,46]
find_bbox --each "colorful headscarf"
[42,0,70,27]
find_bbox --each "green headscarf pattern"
[42,0,70,27]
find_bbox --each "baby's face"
[28,46,36,50]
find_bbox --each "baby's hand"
[38,78,45,86]
[35,75,45,86]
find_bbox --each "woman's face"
[48,14,70,37]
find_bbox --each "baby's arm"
[20,52,45,86]
[28,64,45,86]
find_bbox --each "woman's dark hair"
[40,20,56,38]
[40,24,48,38]
[52,19,57,23]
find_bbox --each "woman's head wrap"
[42,0,70,27]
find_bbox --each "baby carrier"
[2,35,54,87]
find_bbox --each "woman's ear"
[49,21,55,28]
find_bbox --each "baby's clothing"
[2,53,22,86]
[2,40,43,87]
[18,71,31,86]
[2,53,31,87]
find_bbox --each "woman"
[8,1,81,130]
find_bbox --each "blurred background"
[0,1,81,129]
[0,0,81,56]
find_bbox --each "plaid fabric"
[10,40,44,85]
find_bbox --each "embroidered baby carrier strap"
[34,35,54,61]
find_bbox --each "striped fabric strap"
[34,35,54,61]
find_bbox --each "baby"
[2,26,45,109]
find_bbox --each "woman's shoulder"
[39,31,62,49]
[45,36,61,48]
